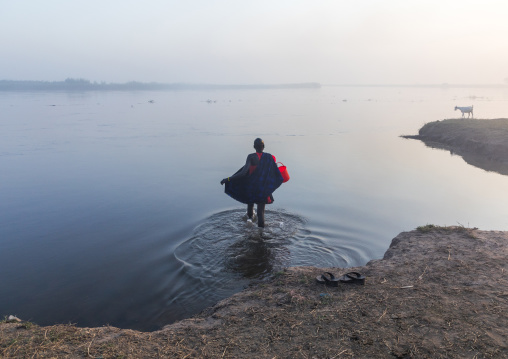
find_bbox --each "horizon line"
[1,79,507,89]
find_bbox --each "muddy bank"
[2,226,507,358]
[403,118,508,175]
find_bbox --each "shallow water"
[1,86,508,330]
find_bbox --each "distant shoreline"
[327,83,508,88]
[3,79,508,92]
[0,79,321,92]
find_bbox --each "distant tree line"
[0,78,321,92]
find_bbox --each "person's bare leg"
[257,203,265,227]
[247,203,254,219]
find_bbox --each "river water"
[1,86,508,331]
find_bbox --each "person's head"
[254,138,264,152]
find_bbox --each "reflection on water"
[174,209,302,283]
[418,138,508,176]
[175,209,354,283]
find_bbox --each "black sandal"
[315,272,340,287]
[338,272,365,285]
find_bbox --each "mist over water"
[1,86,508,330]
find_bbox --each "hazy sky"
[2,0,508,84]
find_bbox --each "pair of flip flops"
[316,272,365,286]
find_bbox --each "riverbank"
[403,118,508,175]
[2,226,507,358]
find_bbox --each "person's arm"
[220,154,257,185]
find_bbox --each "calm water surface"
[1,86,508,330]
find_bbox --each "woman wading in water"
[220,138,283,227]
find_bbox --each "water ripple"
[174,208,364,285]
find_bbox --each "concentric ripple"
[174,209,355,283]
[174,209,303,280]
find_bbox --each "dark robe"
[224,152,283,204]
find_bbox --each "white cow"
[455,105,473,118]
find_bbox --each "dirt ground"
[2,225,508,358]
[403,118,508,175]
